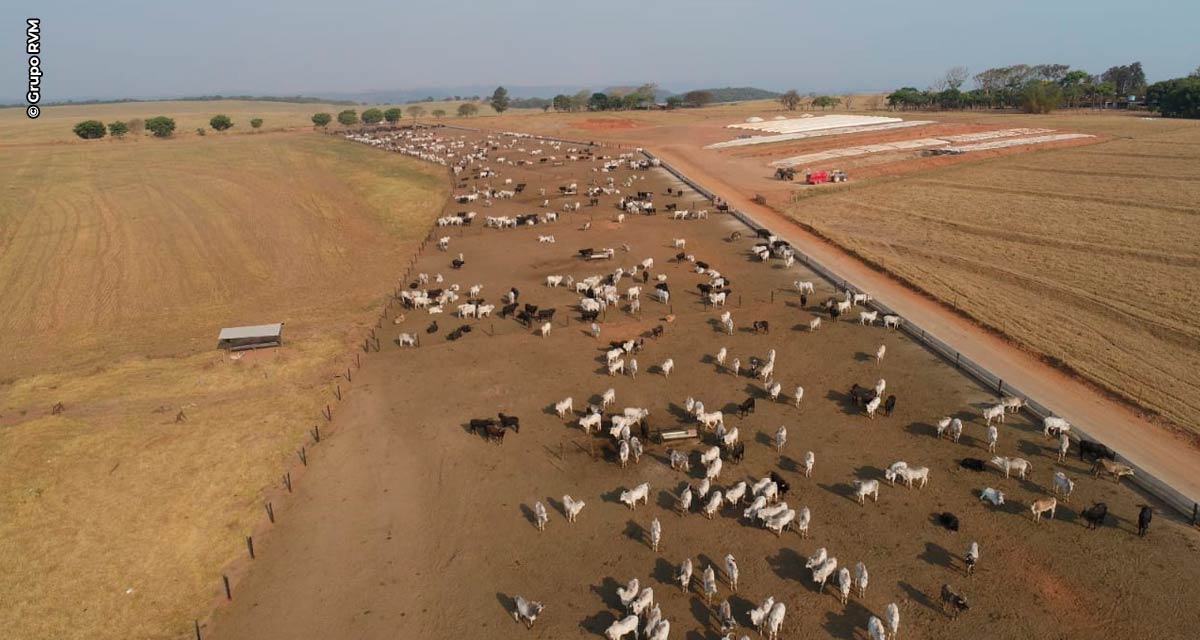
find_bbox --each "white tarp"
[728,115,902,134]
[707,120,934,149]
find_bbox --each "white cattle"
[660,358,674,377]
[983,404,1007,426]
[991,456,1032,480]
[562,495,585,522]
[794,385,805,407]
[619,482,650,509]
[539,322,552,337]
[1052,471,1075,500]
[838,568,852,604]
[649,519,661,552]
[898,466,930,489]
[979,487,1006,506]
[884,461,908,486]
[854,562,869,598]
[533,501,548,531]
[601,388,616,408]
[854,479,880,504]
[775,425,787,452]
[397,333,419,347]
[604,615,639,640]
[987,425,999,452]
[554,397,573,419]
[859,310,879,326]
[883,315,901,330]
[511,595,544,629]
[677,558,693,592]
[725,481,747,506]
[804,451,816,477]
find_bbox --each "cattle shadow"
[667,402,695,422]
[579,610,618,636]
[854,351,873,362]
[495,592,513,618]
[657,489,680,511]
[919,542,955,569]
[822,599,875,639]
[688,595,713,629]
[755,431,773,449]
[519,504,538,529]
[898,581,942,616]
[825,389,861,416]
[653,557,678,587]
[623,519,644,544]
[853,464,884,479]
[819,482,858,504]
[601,488,625,505]
[767,547,808,583]
[590,576,624,611]
[779,455,798,473]
[905,421,934,437]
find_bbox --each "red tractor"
[805,169,848,185]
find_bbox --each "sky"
[4,0,1198,102]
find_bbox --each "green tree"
[250,118,263,130]
[490,86,510,113]
[73,120,106,139]
[665,95,684,109]
[432,108,447,119]
[571,89,590,112]
[196,128,206,136]
[209,114,233,131]
[1147,77,1200,118]
[337,109,358,126]
[311,112,333,128]
[1191,66,1200,79]
[812,95,841,110]
[779,90,801,111]
[457,103,479,117]
[361,108,384,125]
[588,92,610,111]
[1101,62,1147,97]
[552,94,572,112]
[406,105,425,121]
[384,108,403,124]
[683,90,713,107]
[145,116,177,138]
[1020,81,1063,113]
[107,121,129,138]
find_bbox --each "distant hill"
[690,87,781,103]
[2,95,358,108]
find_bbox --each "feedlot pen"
[211,130,1200,640]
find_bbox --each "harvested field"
[0,125,447,640]
[781,125,1200,432]
[211,130,1200,640]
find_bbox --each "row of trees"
[778,91,844,111]
[885,62,1150,113]
[312,105,451,128]
[72,114,264,139]
[1146,66,1200,118]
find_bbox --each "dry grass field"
[0,98,539,146]
[0,109,447,639]
[777,117,1200,433]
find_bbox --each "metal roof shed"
[217,323,284,351]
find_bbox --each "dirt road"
[649,145,1200,509]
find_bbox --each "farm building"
[217,323,284,351]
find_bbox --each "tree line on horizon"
[883,62,1200,117]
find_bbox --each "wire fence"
[642,149,1198,522]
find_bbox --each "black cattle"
[497,413,520,433]
[849,384,877,407]
[1138,506,1153,537]
[959,458,986,471]
[738,397,756,417]
[697,283,714,295]
[536,308,556,322]
[581,309,600,322]
[500,303,518,318]
[696,260,710,270]
[1082,502,1108,530]
[428,288,444,298]
[451,258,465,269]
[829,306,842,320]
[800,294,808,307]
[642,270,649,284]
[468,418,497,433]
[941,584,970,618]
[755,228,772,239]
[509,287,520,302]
[883,395,897,416]
[1079,440,1117,461]
[769,471,791,495]
[675,252,687,262]
[516,310,533,326]
[577,248,595,258]
[721,441,745,464]
[524,303,539,315]
[655,282,670,292]
[650,325,664,339]
[458,324,472,334]
[752,320,769,334]
[426,321,439,334]
[938,512,960,532]
[447,328,463,341]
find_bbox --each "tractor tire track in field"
[909,179,1200,216]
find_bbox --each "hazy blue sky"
[5,0,1197,101]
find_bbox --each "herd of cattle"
[348,125,1156,639]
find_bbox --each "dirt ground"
[210,132,1200,640]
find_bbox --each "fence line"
[641,149,1197,520]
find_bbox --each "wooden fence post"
[195,620,202,640]
[265,502,275,523]
[246,536,255,559]
[222,575,232,600]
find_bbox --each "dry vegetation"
[0,110,447,639]
[780,116,1200,432]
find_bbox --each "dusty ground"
[211,132,1200,640]
[0,126,446,639]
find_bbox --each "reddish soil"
[578,118,643,131]
[207,131,1200,640]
